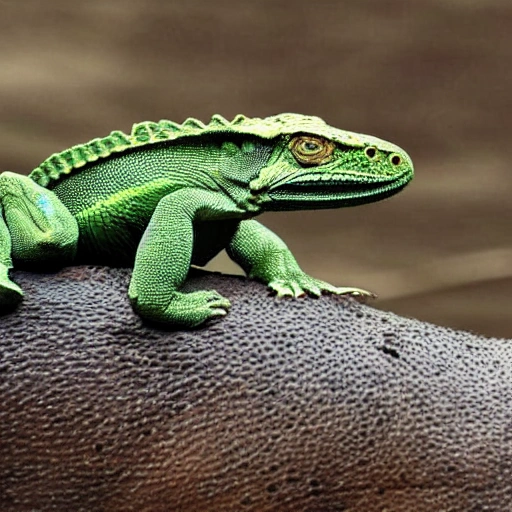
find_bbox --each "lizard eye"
[289,135,335,165]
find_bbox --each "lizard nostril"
[390,154,402,166]
[365,147,377,159]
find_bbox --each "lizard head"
[245,114,414,211]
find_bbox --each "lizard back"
[28,113,396,188]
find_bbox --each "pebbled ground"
[1,266,511,511]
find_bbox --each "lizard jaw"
[264,173,412,210]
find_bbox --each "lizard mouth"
[266,174,411,210]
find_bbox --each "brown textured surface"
[1,266,511,511]
[1,0,512,338]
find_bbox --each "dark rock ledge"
[1,266,511,512]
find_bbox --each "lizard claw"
[267,273,375,302]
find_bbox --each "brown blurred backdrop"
[1,0,511,337]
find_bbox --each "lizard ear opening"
[289,135,335,166]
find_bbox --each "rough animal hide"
[0,266,511,511]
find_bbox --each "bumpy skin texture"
[1,267,511,512]
[0,114,413,326]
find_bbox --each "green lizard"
[0,113,413,327]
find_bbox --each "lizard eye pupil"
[304,142,320,151]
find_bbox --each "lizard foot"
[268,273,376,303]
[0,278,24,308]
[131,290,231,327]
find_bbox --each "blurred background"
[0,0,510,338]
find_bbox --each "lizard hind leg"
[0,172,79,265]
[0,171,79,308]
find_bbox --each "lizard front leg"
[227,219,374,300]
[128,189,235,327]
